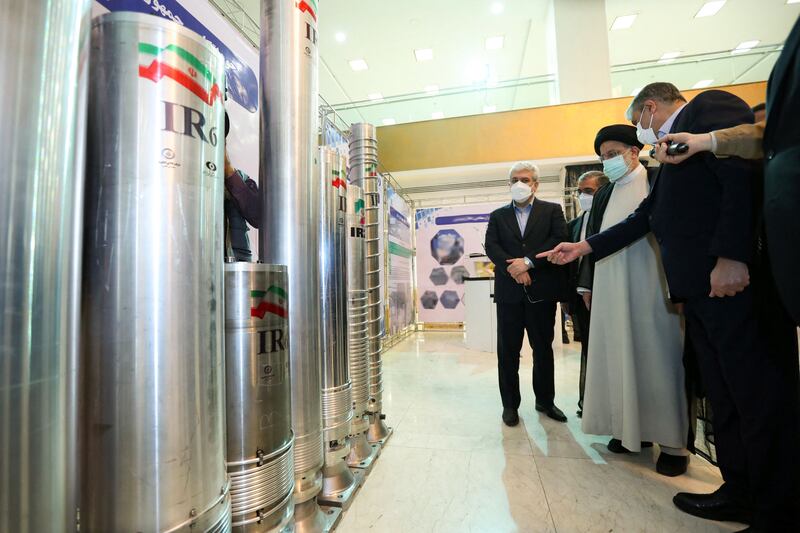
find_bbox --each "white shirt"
[658,103,687,138]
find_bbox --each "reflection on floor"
[337,331,744,533]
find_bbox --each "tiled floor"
[337,331,745,533]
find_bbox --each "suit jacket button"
[766,149,775,160]
[522,244,527,248]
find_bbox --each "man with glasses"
[485,162,569,426]
[568,170,608,418]
[577,125,688,476]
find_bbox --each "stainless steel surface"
[81,13,229,532]
[319,148,352,444]
[225,264,294,531]
[0,1,90,531]
[318,455,363,510]
[367,413,393,445]
[292,501,341,533]
[346,186,369,420]
[259,0,324,508]
[348,124,385,419]
[346,429,381,472]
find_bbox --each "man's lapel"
[522,198,542,241]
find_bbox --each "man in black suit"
[539,83,798,532]
[567,170,608,418]
[485,162,569,427]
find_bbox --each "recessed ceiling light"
[610,14,637,30]
[424,84,439,95]
[695,1,726,18]
[732,40,760,54]
[368,93,383,101]
[630,87,643,96]
[658,51,681,63]
[490,2,504,15]
[483,105,497,113]
[787,0,799,4]
[486,36,504,50]
[335,32,347,43]
[692,79,714,89]
[349,59,368,71]
[431,111,445,120]
[414,48,434,62]
[382,118,396,126]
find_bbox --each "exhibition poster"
[414,202,504,324]
[386,185,414,335]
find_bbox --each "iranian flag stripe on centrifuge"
[138,42,222,107]
[250,286,288,319]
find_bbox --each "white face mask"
[602,153,632,183]
[636,106,658,145]
[578,192,594,212]
[510,181,533,203]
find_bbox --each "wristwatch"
[523,257,534,269]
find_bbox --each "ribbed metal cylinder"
[346,185,370,419]
[259,0,324,506]
[81,13,230,532]
[225,264,294,532]
[349,124,385,416]
[0,1,89,531]
[319,147,353,443]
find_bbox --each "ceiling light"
[424,84,439,95]
[610,14,637,30]
[630,87,643,96]
[658,51,681,63]
[382,118,396,126]
[431,111,445,120]
[414,48,434,62]
[335,32,346,43]
[787,0,799,4]
[490,2,504,15]
[695,1,726,18]
[368,93,383,101]
[483,105,497,113]
[692,79,714,89]
[485,36,504,50]
[349,59,368,71]
[732,40,760,54]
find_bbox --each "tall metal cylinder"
[318,148,358,506]
[258,0,325,515]
[225,264,294,532]
[319,147,353,444]
[348,124,390,443]
[344,184,378,469]
[0,1,90,531]
[81,13,230,532]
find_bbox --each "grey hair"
[577,170,609,188]
[626,82,687,121]
[508,161,540,182]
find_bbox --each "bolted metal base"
[366,413,393,446]
[291,499,341,533]
[346,431,381,472]
[317,462,364,510]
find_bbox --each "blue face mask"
[602,153,631,183]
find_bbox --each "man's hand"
[654,132,712,165]
[506,258,530,277]
[709,257,750,298]
[514,271,532,286]
[224,149,236,178]
[536,240,592,265]
[582,291,592,311]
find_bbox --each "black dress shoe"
[656,452,688,477]
[502,408,519,427]
[606,438,654,454]
[673,489,752,524]
[535,402,567,422]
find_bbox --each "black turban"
[594,124,643,156]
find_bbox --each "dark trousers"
[496,300,557,409]
[572,298,590,411]
[684,275,799,530]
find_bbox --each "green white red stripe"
[138,42,222,107]
[250,286,288,319]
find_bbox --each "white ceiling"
[219,0,799,126]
